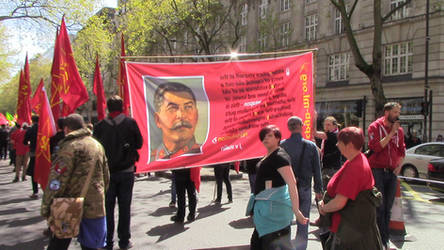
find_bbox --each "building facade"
[234,0,444,141]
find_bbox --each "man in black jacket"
[94,95,143,250]
[23,115,39,198]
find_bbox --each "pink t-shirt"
[327,153,374,233]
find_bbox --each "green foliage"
[0,54,52,114]
[0,25,14,85]
[72,12,115,89]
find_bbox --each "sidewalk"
[0,159,323,250]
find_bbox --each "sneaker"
[12,177,19,183]
[228,198,233,203]
[22,176,27,181]
[170,215,184,223]
[187,214,195,222]
[119,241,133,250]
[29,194,38,199]
[214,199,221,205]
[169,201,176,208]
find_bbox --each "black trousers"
[28,156,38,194]
[214,165,232,201]
[105,171,134,249]
[175,178,196,220]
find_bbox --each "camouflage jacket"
[41,128,110,219]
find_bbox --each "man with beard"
[151,82,201,160]
[367,102,406,250]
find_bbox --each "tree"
[0,24,14,85]
[330,0,412,115]
[120,0,240,61]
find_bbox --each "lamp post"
[424,0,430,142]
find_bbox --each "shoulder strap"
[80,155,98,198]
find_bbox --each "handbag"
[47,163,95,239]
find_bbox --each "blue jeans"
[372,168,397,245]
[295,185,311,250]
[105,171,134,249]
[248,173,256,194]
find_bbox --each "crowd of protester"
[0,100,414,250]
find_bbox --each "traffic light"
[421,101,429,116]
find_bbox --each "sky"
[3,0,117,76]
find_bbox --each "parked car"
[427,158,444,193]
[401,142,444,179]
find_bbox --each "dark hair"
[287,116,303,131]
[154,82,196,112]
[63,114,85,131]
[107,95,123,112]
[337,127,364,150]
[31,115,39,123]
[259,125,282,142]
[57,118,65,130]
[383,102,401,112]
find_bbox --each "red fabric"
[367,117,406,170]
[93,55,106,121]
[108,111,122,119]
[57,17,89,115]
[234,161,240,174]
[50,28,62,122]
[126,53,314,173]
[327,153,374,233]
[31,79,45,114]
[118,34,130,116]
[11,129,29,155]
[17,57,32,125]
[34,86,57,190]
[0,113,7,125]
[190,167,201,192]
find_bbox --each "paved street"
[0,158,443,250]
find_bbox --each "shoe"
[169,201,176,208]
[22,176,27,181]
[228,198,233,203]
[43,228,50,237]
[214,200,221,205]
[29,194,38,199]
[170,215,184,223]
[119,241,133,250]
[12,177,19,183]
[187,214,195,222]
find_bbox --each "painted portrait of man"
[144,77,208,162]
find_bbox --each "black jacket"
[94,114,143,173]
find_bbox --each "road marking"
[401,181,431,204]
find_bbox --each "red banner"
[93,55,106,121]
[126,53,314,173]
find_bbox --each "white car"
[401,142,444,179]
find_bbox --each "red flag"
[57,17,89,115]
[34,84,57,190]
[0,113,7,125]
[118,34,130,115]
[234,161,240,174]
[93,54,106,121]
[16,56,32,125]
[50,28,62,122]
[190,167,201,192]
[31,79,44,113]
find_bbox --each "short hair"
[324,116,338,126]
[31,115,39,123]
[154,82,196,112]
[287,116,303,131]
[259,125,282,142]
[337,126,364,150]
[384,102,401,112]
[57,118,65,130]
[107,95,123,112]
[63,114,85,131]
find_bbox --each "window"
[391,0,408,20]
[306,0,316,3]
[259,0,268,19]
[280,22,290,48]
[281,0,290,11]
[239,36,247,52]
[241,3,248,26]
[184,31,188,47]
[384,41,413,76]
[415,144,444,157]
[305,14,318,41]
[258,32,267,51]
[328,53,350,81]
[334,8,344,34]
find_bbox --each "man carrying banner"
[151,82,201,160]
[23,115,39,199]
[93,95,143,250]
[281,116,322,250]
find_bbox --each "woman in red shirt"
[319,127,382,249]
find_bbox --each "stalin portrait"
[151,81,202,160]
